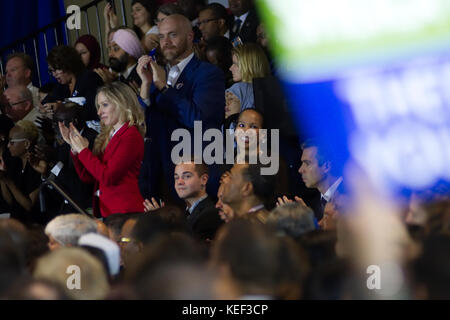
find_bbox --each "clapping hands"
[58,122,89,154]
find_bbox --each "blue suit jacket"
[140,55,225,200]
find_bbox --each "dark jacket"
[139,55,225,201]
[186,196,223,241]
[43,69,104,121]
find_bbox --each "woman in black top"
[42,45,104,125]
[0,121,42,225]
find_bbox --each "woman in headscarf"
[74,35,107,71]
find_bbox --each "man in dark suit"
[277,139,344,222]
[95,28,144,90]
[174,160,223,240]
[137,14,225,202]
[228,0,260,44]
[221,163,277,224]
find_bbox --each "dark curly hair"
[132,0,157,39]
[46,45,85,76]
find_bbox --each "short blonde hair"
[33,247,109,300]
[232,43,270,83]
[15,120,39,145]
[94,82,146,154]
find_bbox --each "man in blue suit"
[137,14,225,203]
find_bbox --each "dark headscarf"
[74,35,105,70]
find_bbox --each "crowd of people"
[0,0,449,300]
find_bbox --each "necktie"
[232,18,242,35]
[167,65,180,86]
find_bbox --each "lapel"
[174,55,200,90]
[103,122,129,161]
[187,196,210,225]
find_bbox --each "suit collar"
[176,55,201,85]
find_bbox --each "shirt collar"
[224,29,230,39]
[121,63,137,79]
[168,52,194,74]
[248,204,265,214]
[187,193,208,214]
[322,177,343,202]
[236,12,249,25]
[110,123,126,138]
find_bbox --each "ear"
[241,180,253,197]
[24,69,32,81]
[24,139,31,150]
[187,30,195,43]
[24,101,32,111]
[322,160,332,174]
[200,173,209,188]
[218,18,226,29]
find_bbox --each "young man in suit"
[228,0,260,43]
[173,160,223,241]
[137,14,225,203]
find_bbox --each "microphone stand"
[40,174,90,216]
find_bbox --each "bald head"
[161,14,193,33]
[159,14,194,65]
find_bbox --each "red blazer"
[71,123,145,217]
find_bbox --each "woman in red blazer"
[58,82,146,217]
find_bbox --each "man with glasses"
[3,85,39,124]
[198,3,231,42]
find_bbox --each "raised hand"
[143,197,165,212]
[68,123,89,153]
[149,60,167,90]
[94,68,118,83]
[137,55,154,84]
[58,121,71,145]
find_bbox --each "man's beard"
[109,52,129,73]
[162,40,187,64]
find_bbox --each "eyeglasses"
[197,18,219,26]
[8,138,28,145]
[48,68,63,76]
[119,237,139,244]
[9,100,29,106]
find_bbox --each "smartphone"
[148,48,157,61]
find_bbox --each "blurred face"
[48,66,73,85]
[156,12,168,28]
[235,109,263,153]
[229,54,242,82]
[159,17,193,64]
[256,24,269,48]
[225,91,241,119]
[132,2,150,28]
[229,0,252,17]
[47,235,62,251]
[119,219,140,267]
[174,163,207,201]
[216,183,235,222]
[198,9,222,41]
[75,42,91,67]
[97,92,121,129]
[108,42,129,73]
[4,88,32,122]
[298,146,327,189]
[5,57,30,87]
[0,148,5,171]
[221,164,248,209]
[8,126,29,158]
